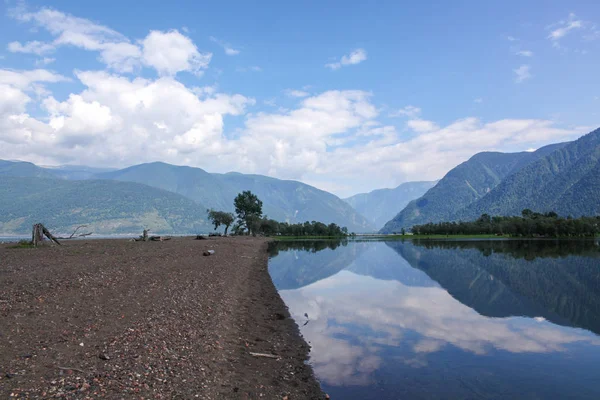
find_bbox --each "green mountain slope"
[344,181,437,229]
[0,176,211,235]
[456,128,600,220]
[380,142,568,232]
[99,162,375,232]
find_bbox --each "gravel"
[0,237,324,399]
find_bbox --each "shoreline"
[0,237,324,399]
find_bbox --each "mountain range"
[381,127,600,232]
[0,160,375,234]
[3,127,599,235]
[344,181,437,229]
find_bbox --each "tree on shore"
[410,210,600,238]
[234,191,263,234]
[207,209,235,235]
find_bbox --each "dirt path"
[0,237,323,399]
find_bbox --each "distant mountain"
[456,128,600,220]
[99,162,374,232]
[380,142,569,233]
[0,160,57,179]
[0,176,211,235]
[44,165,118,180]
[344,181,437,229]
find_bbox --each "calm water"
[268,239,600,399]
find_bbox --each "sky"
[0,0,599,197]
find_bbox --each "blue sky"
[0,0,598,197]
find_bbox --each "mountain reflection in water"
[268,239,600,400]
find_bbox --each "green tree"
[234,191,263,234]
[207,209,235,235]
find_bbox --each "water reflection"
[268,239,600,399]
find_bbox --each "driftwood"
[132,229,150,242]
[57,225,93,240]
[57,366,86,374]
[32,223,61,247]
[132,230,172,242]
[149,236,171,241]
[249,352,279,359]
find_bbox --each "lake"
[268,239,600,399]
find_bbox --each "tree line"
[410,209,600,238]
[207,190,348,237]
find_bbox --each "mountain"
[380,142,569,232]
[344,181,437,229]
[0,160,57,179]
[98,162,374,232]
[455,128,600,220]
[0,176,211,235]
[43,165,118,180]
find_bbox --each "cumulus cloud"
[407,119,439,133]
[514,65,531,83]
[0,66,586,197]
[326,48,367,70]
[142,30,211,76]
[8,7,211,75]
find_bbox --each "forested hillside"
[380,142,568,233]
[455,128,600,220]
[0,176,211,234]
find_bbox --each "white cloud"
[326,48,367,70]
[548,13,584,47]
[0,69,68,89]
[209,36,240,55]
[9,7,210,75]
[285,89,310,98]
[35,57,56,66]
[516,50,533,57]
[390,105,421,118]
[141,30,211,76]
[514,65,531,83]
[8,40,55,55]
[474,98,483,104]
[407,119,439,133]
[0,66,587,197]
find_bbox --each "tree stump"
[31,223,61,247]
[32,223,44,247]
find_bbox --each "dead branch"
[57,225,93,240]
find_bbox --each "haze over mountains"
[344,181,437,229]
[381,128,600,233]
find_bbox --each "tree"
[233,191,263,234]
[207,209,235,235]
